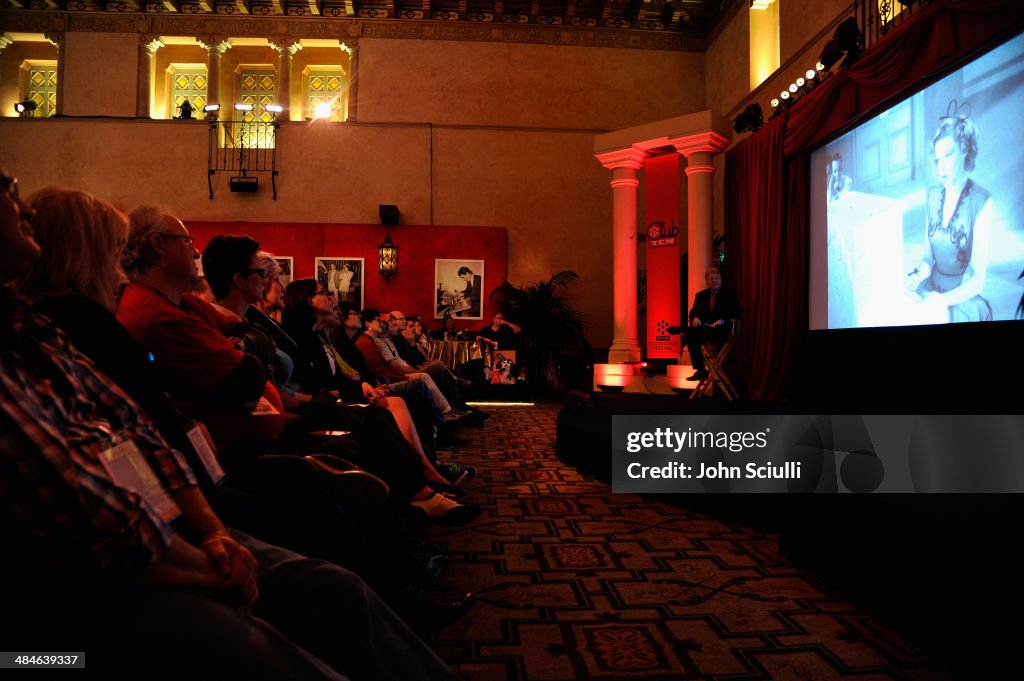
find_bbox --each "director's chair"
[689,318,741,401]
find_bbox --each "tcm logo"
[646,220,679,248]
[655,319,673,342]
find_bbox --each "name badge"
[186,423,226,486]
[99,440,180,523]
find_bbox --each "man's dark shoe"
[689,370,709,380]
[666,325,686,335]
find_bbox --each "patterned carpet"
[425,402,955,681]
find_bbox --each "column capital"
[595,147,651,171]
[198,37,232,54]
[268,39,302,55]
[140,35,164,54]
[671,131,731,158]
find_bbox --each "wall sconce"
[378,204,400,283]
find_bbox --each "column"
[595,147,650,364]
[672,133,730,314]
[270,40,299,113]
[200,38,230,109]
[344,43,358,121]
[45,33,65,116]
[137,37,163,118]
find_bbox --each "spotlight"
[789,83,798,93]
[771,98,780,108]
[229,175,258,192]
[203,104,220,112]
[176,99,195,120]
[835,17,863,66]
[806,69,817,80]
[732,103,763,134]
[265,104,283,114]
[780,90,790,100]
[314,101,333,120]
[816,61,826,72]
[820,17,863,71]
[14,100,37,116]
[234,103,253,112]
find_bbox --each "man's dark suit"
[685,286,741,374]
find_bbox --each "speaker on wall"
[379,204,399,226]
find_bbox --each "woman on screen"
[906,105,993,322]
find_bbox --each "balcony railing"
[207,119,279,199]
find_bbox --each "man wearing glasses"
[119,208,285,444]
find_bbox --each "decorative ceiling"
[0,1,737,47]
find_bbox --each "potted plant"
[490,271,589,395]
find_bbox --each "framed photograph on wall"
[274,256,294,288]
[315,257,364,310]
[434,259,484,320]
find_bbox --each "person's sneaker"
[437,462,477,486]
[409,492,482,525]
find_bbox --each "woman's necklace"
[931,179,972,252]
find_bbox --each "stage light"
[780,90,790,100]
[732,103,764,134]
[796,77,805,88]
[816,61,826,71]
[265,104,283,114]
[234,103,253,112]
[314,101,333,120]
[789,83,798,93]
[14,100,37,116]
[203,104,220,112]
[771,98,780,108]
[176,99,195,120]
[229,175,258,192]
[806,69,817,80]
[820,17,863,71]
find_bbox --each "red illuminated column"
[672,133,730,314]
[596,148,650,363]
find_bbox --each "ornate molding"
[595,147,650,171]
[0,10,700,52]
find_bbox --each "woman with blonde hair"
[16,186,129,312]
[15,187,207,496]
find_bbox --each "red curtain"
[726,0,1024,401]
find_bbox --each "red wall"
[185,221,507,334]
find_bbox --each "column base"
[607,345,642,364]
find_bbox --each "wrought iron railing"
[859,0,933,51]
[207,119,279,199]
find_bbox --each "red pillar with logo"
[643,153,682,359]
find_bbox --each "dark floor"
[425,402,962,681]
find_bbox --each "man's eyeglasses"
[1,175,19,202]
[155,233,195,248]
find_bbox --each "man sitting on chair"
[668,266,740,381]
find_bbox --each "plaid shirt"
[0,288,197,575]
